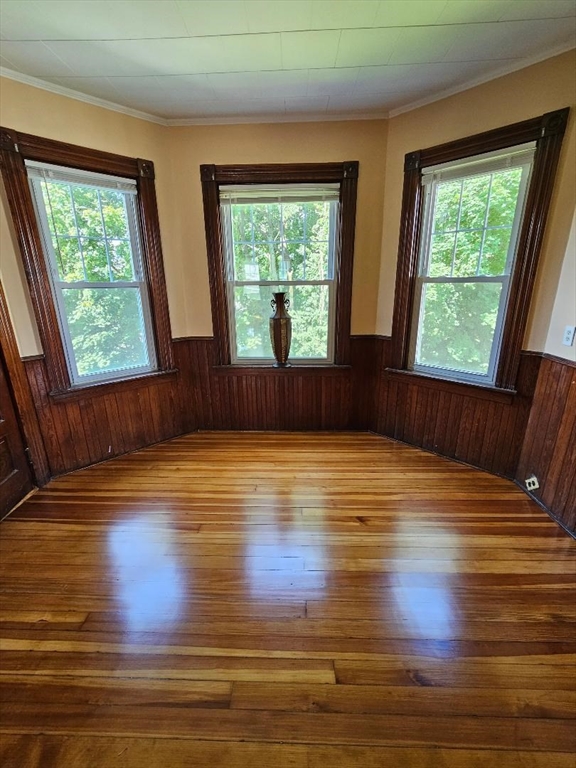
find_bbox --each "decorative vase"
[269,292,292,367]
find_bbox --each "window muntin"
[220,184,339,364]
[27,162,157,386]
[409,145,535,385]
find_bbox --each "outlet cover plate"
[562,325,576,346]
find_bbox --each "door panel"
[0,352,33,517]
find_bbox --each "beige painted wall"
[1,50,574,358]
[545,208,576,361]
[0,77,387,353]
[168,120,387,337]
[376,49,576,354]
[0,78,173,356]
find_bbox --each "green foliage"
[418,167,523,376]
[418,282,502,374]
[41,181,133,282]
[40,179,147,378]
[63,288,149,376]
[231,200,332,359]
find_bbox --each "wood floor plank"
[0,735,308,768]
[1,704,574,751]
[230,681,576,719]
[1,431,574,764]
[2,736,573,768]
[307,746,576,768]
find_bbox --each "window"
[0,127,174,395]
[201,162,359,367]
[28,163,157,386]
[220,184,339,364]
[391,108,569,391]
[409,145,534,385]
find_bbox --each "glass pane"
[254,203,281,243]
[71,186,104,238]
[53,237,85,282]
[481,228,513,276]
[81,238,110,281]
[429,233,455,277]
[100,189,129,239]
[234,286,274,359]
[109,239,134,280]
[304,241,330,280]
[289,284,330,359]
[62,288,150,378]
[458,174,490,230]
[285,242,306,280]
[39,178,136,284]
[432,180,461,233]
[232,243,256,280]
[453,230,482,276]
[252,242,282,282]
[230,199,332,282]
[416,281,503,376]
[282,202,305,240]
[40,181,75,236]
[231,204,253,243]
[233,284,330,360]
[487,168,523,227]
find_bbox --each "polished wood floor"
[1,431,575,767]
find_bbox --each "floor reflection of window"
[108,517,185,633]
[244,497,327,601]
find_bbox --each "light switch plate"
[562,325,576,346]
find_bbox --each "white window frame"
[408,143,535,386]
[27,161,157,387]
[220,184,340,365]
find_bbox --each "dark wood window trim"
[200,161,359,367]
[213,364,351,377]
[389,107,569,391]
[383,367,517,404]
[47,367,179,402]
[0,127,175,397]
[0,281,50,485]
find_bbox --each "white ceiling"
[0,0,575,124]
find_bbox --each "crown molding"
[1,42,574,128]
[389,43,576,119]
[0,67,168,126]
[166,111,389,126]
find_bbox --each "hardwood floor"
[1,431,575,767]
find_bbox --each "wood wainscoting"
[21,337,358,477]
[517,354,576,532]
[371,339,542,480]
[20,336,574,534]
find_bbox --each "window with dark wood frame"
[0,127,175,397]
[200,162,359,367]
[389,107,569,392]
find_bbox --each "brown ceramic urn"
[269,292,292,367]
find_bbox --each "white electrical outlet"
[562,325,576,346]
[525,475,539,492]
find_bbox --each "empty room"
[0,1,575,766]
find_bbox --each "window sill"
[213,364,351,377]
[383,367,517,403]
[49,368,179,402]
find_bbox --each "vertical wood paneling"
[20,335,572,535]
[373,342,542,481]
[517,356,576,532]
[23,337,356,476]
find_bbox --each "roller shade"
[422,142,536,185]
[25,160,137,194]
[220,183,340,205]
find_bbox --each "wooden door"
[0,350,33,517]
